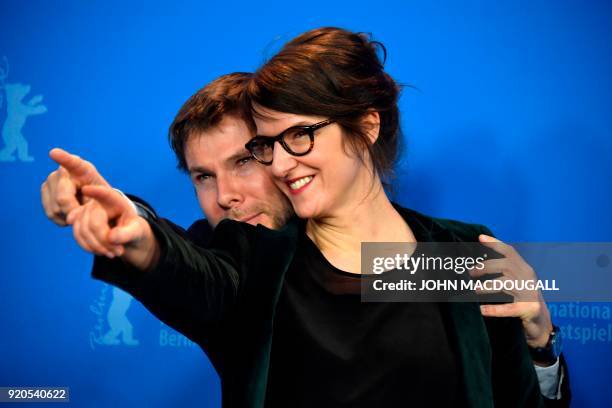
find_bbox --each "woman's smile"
[286,175,315,194]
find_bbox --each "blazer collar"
[393,203,494,407]
[267,205,494,407]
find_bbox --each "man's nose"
[270,141,298,179]
[216,174,243,209]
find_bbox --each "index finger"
[81,185,132,219]
[478,234,514,258]
[49,148,93,180]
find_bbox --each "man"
[43,73,292,234]
[41,72,569,405]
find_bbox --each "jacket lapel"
[395,206,494,407]
[246,219,299,408]
[254,207,495,407]
[444,302,494,408]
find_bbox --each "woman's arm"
[68,185,247,347]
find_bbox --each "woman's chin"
[295,209,313,219]
[293,204,317,220]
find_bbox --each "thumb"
[49,148,109,187]
[480,303,519,317]
[478,234,500,243]
[108,217,146,246]
[81,185,132,219]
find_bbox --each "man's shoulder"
[196,217,300,250]
[186,219,214,245]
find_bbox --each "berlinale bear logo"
[0,57,47,163]
[89,285,140,350]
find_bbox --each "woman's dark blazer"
[92,204,563,408]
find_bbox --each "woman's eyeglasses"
[244,119,335,165]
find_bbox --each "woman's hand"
[470,234,554,349]
[66,185,160,271]
[41,148,111,226]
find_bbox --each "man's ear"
[362,111,381,144]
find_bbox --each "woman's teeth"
[289,176,313,190]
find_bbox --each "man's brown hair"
[169,72,255,172]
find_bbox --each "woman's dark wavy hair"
[245,27,402,187]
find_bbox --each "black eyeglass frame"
[244,119,335,165]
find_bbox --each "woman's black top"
[265,225,461,407]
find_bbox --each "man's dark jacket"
[92,204,570,408]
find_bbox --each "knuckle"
[526,266,536,277]
[499,264,512,275]
[49,203,62,216]
[56,195,74,208]
[89,213,102,226]
[84,161,96,172]
[44,210,54,220]
[72,225,81,243]
[90,217,106,232]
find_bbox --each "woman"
[76,28,547,407]
[238,27,544,407]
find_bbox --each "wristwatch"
[529,325,562,365]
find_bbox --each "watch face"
[550,327,563,358]
[529,325,562,364]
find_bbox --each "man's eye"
[237,156,254,166]
[194,174,212,183]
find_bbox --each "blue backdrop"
[1,1,611,406]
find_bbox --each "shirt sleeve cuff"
[534,357,563,399]
[112,188,152,219]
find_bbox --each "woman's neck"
[305,181,416,273]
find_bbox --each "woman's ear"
[362,111,381,144]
